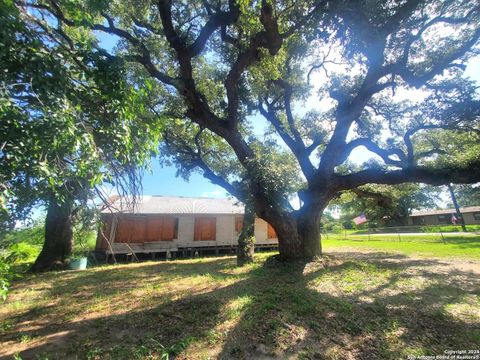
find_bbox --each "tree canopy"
[1,1,162,219]
[334,184,439,226]
[11,0,480,260]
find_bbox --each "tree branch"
[224,2,282,128]
[334,162,480,190]
[258,99,315,178]
[163,130,243,200]
[341,138,406,167]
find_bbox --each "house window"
[412,216,424,225]
[194,217,216,241]
[145,216,178,241]
[474,212,480,221]
[437,214,450,224]
[235,216,244,234]
[267,223,277,239]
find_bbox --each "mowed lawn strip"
[1,247,479,360]
[324,233,480,259]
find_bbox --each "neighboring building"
[96,196,278,257]
[407,206,480,226]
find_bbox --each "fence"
[321,224,480,243]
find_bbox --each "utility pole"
[447,184,467,232]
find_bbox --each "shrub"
[0,252,21,301]
[0,221,44,300]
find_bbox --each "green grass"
[342,224,480,234]
[1,249,479,359]
[323,233,480,259]
[421,224,480,233]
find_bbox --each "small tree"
[237,197,255,266]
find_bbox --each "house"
[407,206,480,226]
[95,196,278,258]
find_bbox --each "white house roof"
[101,195,244,215]
[410,206,480,217]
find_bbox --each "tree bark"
[276,217,304,261]
[30,197,74,272]
[259,193,326,261]
[263,210,324,261]
[237,200,255,266]
[298,212,322,260]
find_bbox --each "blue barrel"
[69,257,88,270]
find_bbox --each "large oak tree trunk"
[237,200,255,266]
[261,196,325,261]
[30,198,74,272]
[275,216,303,261]
[273,215,322,261]
[298,212,322,260]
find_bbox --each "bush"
[0,251,22,301]
[2,222,43,263]
[0,222,44,301]
[329,224,344,234]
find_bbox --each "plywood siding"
[145,217,163,241]
[235,216,243,234]
[131,217,147,243]
[267,223,277,239]
[194,217,216,241]
[163,217,178,240]
[145,216,177,241]
[116,217,135,243]
[96,214,278,251]
[255,218,278,245]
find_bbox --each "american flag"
[353,214,367,225]
[451,214,458,224]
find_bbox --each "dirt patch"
[329,247,480,274]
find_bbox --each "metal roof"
[101,196,244,215]
[410,206,480,217]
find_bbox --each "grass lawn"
[323,233,480,259]
[1,244,479,359]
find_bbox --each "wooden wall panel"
[161,217,177,241]
[131,217,147,243]
[267,223,277,239]
[146,217,163,242]
[194,217,216,241]
[116,217,134,243]
[235,216,243,234]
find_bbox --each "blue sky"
[140,163,227,198]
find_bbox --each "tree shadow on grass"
[1,252,479,359]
